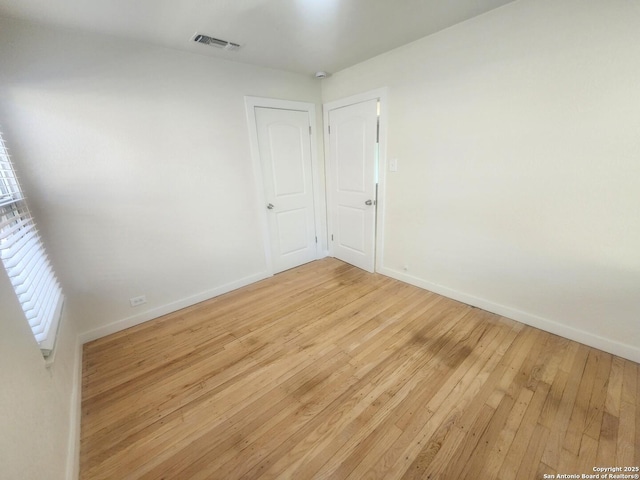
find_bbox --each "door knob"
[267,203,274,209]
[365,200,373,206]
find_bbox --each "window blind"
[0,129,63,357]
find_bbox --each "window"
[0,145,18,205]
[0,129,64,357]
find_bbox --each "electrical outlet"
[130,295,147,307]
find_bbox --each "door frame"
[323,87,388,273]
[245,96,327,275]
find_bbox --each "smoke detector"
[315,71,329,79]
[192,33,241,51]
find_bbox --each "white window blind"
[0,129,63,357]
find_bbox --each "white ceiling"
[0,0,516,76]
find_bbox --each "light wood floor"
[81,258,639,479]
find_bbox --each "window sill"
[40,296,65,367]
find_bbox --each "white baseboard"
[78,271,271,345]
[378,266,640,363]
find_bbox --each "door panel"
[337,205,365,253]
[269,123,306,196]
[328,99,378,272]
[255,107,317,273]
[335,119,367,193]
[276,208,309,255]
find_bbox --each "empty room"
[1,0,638,479]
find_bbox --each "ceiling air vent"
[193,33,241,51]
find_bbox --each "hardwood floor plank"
[475,386,534,480]
[596,411,618,466]
[618,360,637,467]
[539,335,570,384]
[456,322,541,428]
[584,351,613,439]
[537,462,557,479]
[484,327,543,410]
[563,350,599,455]
[457,388,517,480]
[514,424,551,480]
[606,356,625,417]
[577,433,599,473]
[342,424,404,480]
[79,258,640,480]
[541,344,590,469]
[538,369,569,430]
[497,381,551,480]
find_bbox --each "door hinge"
[328,125,331,134]
[309,126,312,135]
[331,234,334,241]
[315,236,317,243]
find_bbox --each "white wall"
[0,266,79,479]
[0,18,323,339]
[322,0,640,361]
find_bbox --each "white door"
[327,99,378,273]
[255,107,317,273]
